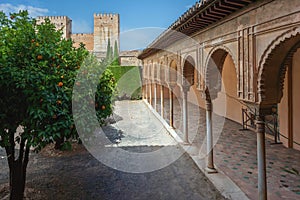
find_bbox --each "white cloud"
[0,3,49,18]
[72,19,93,33]
[120,27,165,51]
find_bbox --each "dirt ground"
[0,142,225,200]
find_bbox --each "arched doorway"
[206,48,241,123]
[279,47,300,150]
[168,60,179,128]
[181,56,196,143]
[183,56,195,86]
[258,32,300,150]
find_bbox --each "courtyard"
[2,100,300,199]
[0,101,225,200]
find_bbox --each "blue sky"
[0,0,197,50]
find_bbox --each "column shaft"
[206,99,217,173]
[149,83,152,105]
[257,119,267,200]
[169,89,174,128]
[154,84,157,110]
[182,89,189,143]
[161,85,164,117]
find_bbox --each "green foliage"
[0,10,116,151]
[0,10,117,199]
[108,65,142,100]
[105,38,112,62]
[114,40,119,60]
[73,54,116,131]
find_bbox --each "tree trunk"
[6,136,30,200]
[10,162,25,200]
[55,136,65,150]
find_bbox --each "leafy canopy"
[0,10,116,151]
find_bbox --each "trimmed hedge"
[108,65,142,100]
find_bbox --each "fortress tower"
[36,16,72,39]
[37,13,137,64]
[93,13,120,58]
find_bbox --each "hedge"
[108,65,142,100]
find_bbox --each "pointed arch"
[205,46,237,100]
[169,59,178,83]
[257,28,300,104]
[183,55,196,86]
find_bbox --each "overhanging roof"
[138,0,256,60]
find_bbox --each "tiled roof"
[138,0,255,59]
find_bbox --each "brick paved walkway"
[151,97,300,200]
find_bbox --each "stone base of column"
[181,141,191,145]
[205,167,218,174]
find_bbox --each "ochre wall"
[71,34,94,51]
[292,49,300,150]
[187,85,205,110]
[278,69,289,147]
[278,48,300,150]
[212,55,242,123]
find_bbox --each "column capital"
[202,88,211,101]
[181,84,190,93]
[167,82,177,89]
[256,116,265,134]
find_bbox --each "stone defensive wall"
[71,33,94,51]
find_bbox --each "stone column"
[145,80,148,102]
[160,85,164,117]
[182,85,190,144]
[169,84,175,128]
[205,93,217,173]
[154,83,157,110]
[149,82,152,106]
[256,117,267,200]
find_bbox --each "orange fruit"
[58,82,63,87]
[61,75,64,79]
[37,55,43,60]
[35,42,39,47]
[56,100,62,105]
[101,105,106,110]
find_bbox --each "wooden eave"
[138,0,256,60]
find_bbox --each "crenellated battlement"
[94,13,119,19]
[72,33,93,36]
[37,16,70,20]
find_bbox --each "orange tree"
[0,11,116,200]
